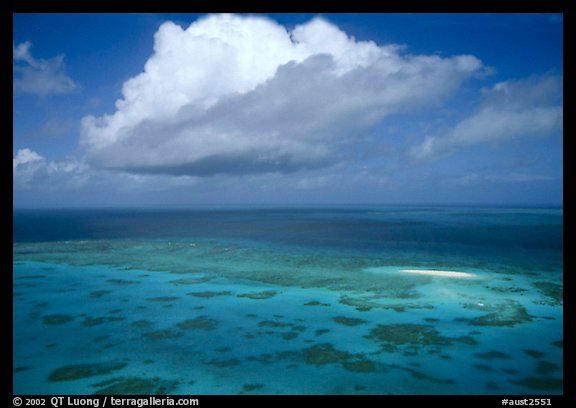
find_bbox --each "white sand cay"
[400,269,478,278]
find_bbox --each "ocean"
[12,206,563,395]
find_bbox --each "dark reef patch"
[304,300,330,307]
[536,361,560,376]
[237,290,277,300]
[282,332,299,341]
[509,377,562,392]
[258,320,291,329]
[332,316,367,327]
[48,361,127,382]
[485,381,500,390]
[92,377,179,395]
[533,281,563,303]
[464,301,533,327]
[455,336,479,346]
[365,324,452,352]
[401,367,455,385]
[342,358,377,373]
[89,290,112,299]
[143,329,184,340]
[188,291,232,298]
[274,343,381,374]
[340,296,432,313]
[242,383,264,392]
[551,340,563,349]
[131,320,153,329]
[302,343,350,366]
[43,314,74,325]
[169,277,210,286]
[146,296,180,302]
[107,279,139,285]
[176,316,218,331]
[473,350,511,360]
[472,364,495,372]
[83,316,126,327]
[205,358,241,368]
[523,349,545,359]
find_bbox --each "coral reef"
[48,361,127,382]
[237,290,277,300]
[93,377,179,395]
[43,314,74,325]
[365,324,452,351]
[332,316,367,326]
[176,316,218,330]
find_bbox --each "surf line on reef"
[399,269,478,278]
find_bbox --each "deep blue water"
[13,207,563,272]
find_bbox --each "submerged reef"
[304,300,330,307]
[82,316,125,327]
[341,359,378,373]
[88,290,112,299]
[242,383,264,392]
[176,316,218,331]
[187,291,232,298]
[462,301,533,327]
[107,279,139,285]
[16,274,47,280]
[169,277,211,286]
[523,349,546,359]
[509,377,563,392]
[394,365,456,385]
[131,320,153,329]
[237,290,278,300]
[143,329,184,340]
[339,296,433,313]
[536,361,560,376]
[13,228,563,395]
[332,316,367,326]
[302,343,350,366]
[146,296,180,302]
[48,361,127,382]
[205,358,241,368]
[365,324,452,351]
[551,340,563,349]
[533,282,563,304]
[277,342,379,374]
[92,377,179,395]
[42,314,75,325]
[473,350,511,360]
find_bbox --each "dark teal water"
[13,207,563,394]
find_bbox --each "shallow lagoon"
[13,208,563,394]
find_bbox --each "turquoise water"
[13,207,563,394]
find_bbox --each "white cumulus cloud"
[13,41,78,96]
[13,148,47,185]
[80,14,484,177]
[13,148,90,189]
[13,148,44,169]
[410,75,563,160]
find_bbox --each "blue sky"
[13,13,563,207]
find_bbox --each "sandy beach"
[400,269,478,278]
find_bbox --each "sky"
[13,13,563,208]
